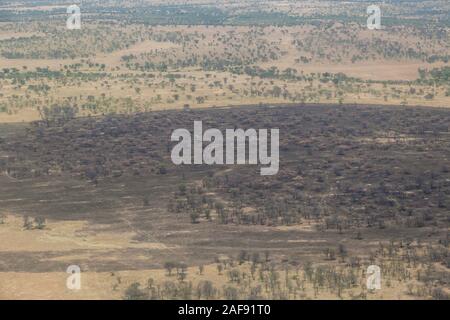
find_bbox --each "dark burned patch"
[0,104,449,271]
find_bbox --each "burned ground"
[0,103,448,277]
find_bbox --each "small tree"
[34,217,46,229]
[164,261,176,276]
[23,215,33,230]
[204,208,211,220]
[264,250,270,262]
[197,280,215,299]
[338,244,347,262]
[178,263,188,281]
[190,211,200,224]
[217,264,223,275]
[223,286,238,300]
[124,282,147,300]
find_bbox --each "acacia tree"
[164,261,176,276]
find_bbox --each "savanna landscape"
[0,0,448,300]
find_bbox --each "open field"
[0,1,449,123]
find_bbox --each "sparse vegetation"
[0,0,448,300]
